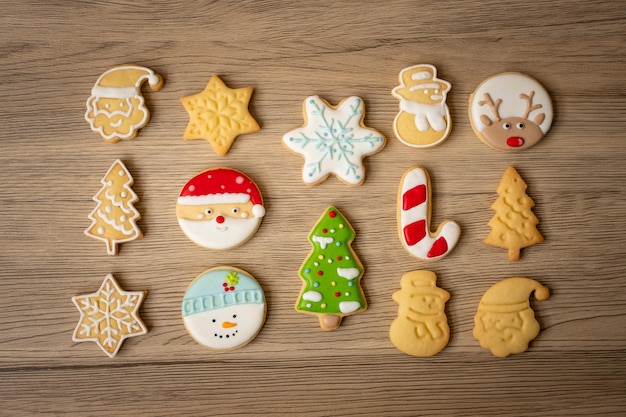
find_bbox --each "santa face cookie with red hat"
[176,168,266,250]
[85,65,163,143]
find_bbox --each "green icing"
[296,207,365,315]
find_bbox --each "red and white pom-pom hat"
[178,168,265,218]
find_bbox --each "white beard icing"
[178,216,260,249]
[183,304,265,350]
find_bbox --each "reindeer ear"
[533,113,545,126]
[480,115,493,126]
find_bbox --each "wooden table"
[2,1,625,415]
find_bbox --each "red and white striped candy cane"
[398,166,460,260]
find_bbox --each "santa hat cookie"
[85,65,164,142]
[473,277,550,357]
[176,168,266,250]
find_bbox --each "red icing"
[334,292,341,297]
[427,237,449,258]
[403,220,426,246]
[216,215,225,224]
[403,184,427,211]
[336,256,342,261]
[317,271,323,276]
[229,286,235,291]
[222,283,227,287]
[507,137,525,147]
[322,228,328,234]
[179,167,263,206]
[328,210,337,218]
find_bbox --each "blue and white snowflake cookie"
[282,95,386,186]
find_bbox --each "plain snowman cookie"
[468,72,553,151]
[85,65,163,142]
[182,267,266,351]
[389,270,450,357]
[391,64,452,148]
[473,277,550,357]
[176,167,266,250]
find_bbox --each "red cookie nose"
[215,215,225,224]
[506,137,525,147]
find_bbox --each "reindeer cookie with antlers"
[469,73,553,151]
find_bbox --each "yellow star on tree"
[72,274,147,358]
[180,75,260,156]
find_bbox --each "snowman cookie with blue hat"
[182,266,266,351]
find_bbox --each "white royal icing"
[337,267,360,280]
[312,235,334,249]
[302,290,323,302]
[283,96,385,185]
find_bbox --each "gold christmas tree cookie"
[180,75,260,156]
[85,159,142,255]
[72,274,147,358]
[484,166,543,260]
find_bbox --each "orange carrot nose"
[221,321,237,328]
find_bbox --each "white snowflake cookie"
[182,267,266,351]
[282,95,386,186]
[72,274,147,358]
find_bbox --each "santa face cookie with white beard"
[176,168,266,250]
[182,267,266,351]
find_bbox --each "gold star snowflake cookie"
[72,274,147,358]
[180,75,260,156]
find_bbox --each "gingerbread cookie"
[282,96,386,186]
[180,75,260,156]
[484,166,543,261]
[390,270,450,356]
[295,207,366,331]
[85,65,163,142]
[473,277,550,357]
[469,72,553,151]
[391,64,452,148]
[182,267,266,351]
[398,166,460,261]
[72,274,147,358]
[85,159,142,255]
[176,168,265,250]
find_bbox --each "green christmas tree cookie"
[295,206,366,331]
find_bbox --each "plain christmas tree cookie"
[85,159,142,255]
[389,270,450,356]
[72,274,147,358]
[468,72,553,151]
[473,277,550,357]
[282,96,386,186]
[391,64,452,148]
[176,167,266,250]
[85,65,163,143]
[180,75,260,156]
[295,206,367,331]
[182,266,266,351]
[484,166,543,260]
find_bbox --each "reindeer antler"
[479,93,502,121]
[520,90,543,119]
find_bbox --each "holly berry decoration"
[295,206,366,331]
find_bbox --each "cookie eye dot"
[205,209,212,215]
[212,319,216,323]
[517,122,525,129]
[503,123,511,130]
[232,314,237,318]
[232,208,239,214]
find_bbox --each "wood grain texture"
[1,0,625,415]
